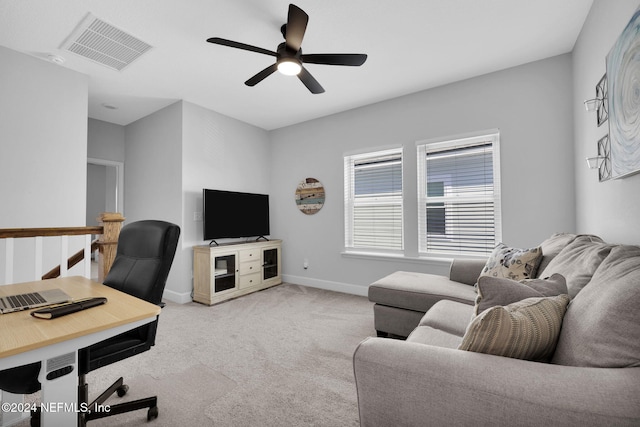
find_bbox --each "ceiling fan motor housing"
[277,42,301,61]
[207,4,366,93]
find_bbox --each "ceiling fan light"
[277,59,302,76]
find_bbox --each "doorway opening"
[86,158,124,226]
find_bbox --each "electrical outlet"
[193,211,203,221]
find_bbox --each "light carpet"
[17,284,375,426]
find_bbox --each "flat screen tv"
[203,189,270,242]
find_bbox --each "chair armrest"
[448,258,486,285]
[353,337,640,427]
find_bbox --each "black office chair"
[0,220,179,426]
[78,220,179,424]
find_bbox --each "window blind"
[417,133,501,256]
[344,148,403,251]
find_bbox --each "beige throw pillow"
[479,244,543,281]
[459,294,570,361]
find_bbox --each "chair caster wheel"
[147,406,159,421]
[30,409,41,427]
[116,384,129,397]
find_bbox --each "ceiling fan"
[206,3,367,94]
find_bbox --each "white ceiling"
[0,0,594,131]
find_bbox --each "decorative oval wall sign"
[295,178,325,215]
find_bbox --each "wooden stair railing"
[96,212,125,283]
[0,212,125,284]
[0,227,103,239]
[41,239,100,280]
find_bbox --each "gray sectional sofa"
[353,233,640,426]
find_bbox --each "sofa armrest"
[353,337,640,427]
[448,258,486,285]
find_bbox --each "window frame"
[416,131,502,257]
[344,147,404,254]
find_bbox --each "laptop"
[0,288,71,314]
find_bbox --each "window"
[417,132,501,256]
[344,148,403,251]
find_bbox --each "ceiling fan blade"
[207,37,277,57]
[245,63,278,86]
[301,53,368,66]
[285,4,309,51]
[298,67,325,94]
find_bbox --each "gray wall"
[120,101,270,302]
[87,119,125,225]
[269,54,576,296]
[123,101,184,298]
[0,46,88,228]
[573,0,640,244]
[181,100,271,251]
[86,164,107,226]
[88,118,125,162]
[179,101,270,302]
[0,46,88,284]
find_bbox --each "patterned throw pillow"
[459,294,570,361]
[474,274,567,315]
[479,243,543,281]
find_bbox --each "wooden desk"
[0,276,161,427]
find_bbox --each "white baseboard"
[162,288,193,304]
[282,274,369,297]
[162,276,369,304]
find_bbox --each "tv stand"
[193,240,282,305]
[256,236,269,242]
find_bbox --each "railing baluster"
[84,234,92,279]
[34,236,43,280]
[4,238,14,285]
[60,235,68,277]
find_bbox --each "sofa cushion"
[479,243,543,281]
[368,271,476,313]
[459,294,570,361]
[418,300,475,337]
[474,274,567,315]
[449,258,489,286]
[552,245,640,368]
[537,232,579,274]
[407,326,463,349]
[538,235,613,297]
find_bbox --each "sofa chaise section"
[368,261,483,338]
[368,233,582,338]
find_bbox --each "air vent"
[60,13,152,71]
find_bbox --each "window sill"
[341,250,454,267]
